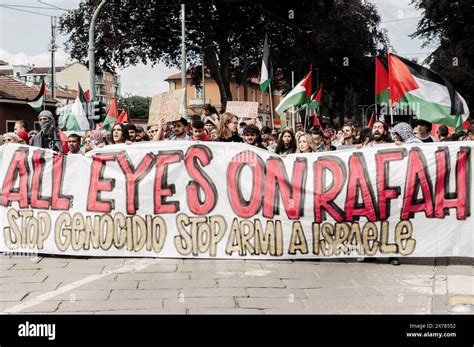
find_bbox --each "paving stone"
[115,272,190,281]
[121,264,178,273]
[189,308,264,314]
[237,297,304,309]
[138,279,217,289]
[163,297,235,308]
[57,299,163,312]
[0,291,29,302]
[179,288,247,298]
[306,287,381,298]
[246,288,307,299]
[178,262,262,272]
[0,282,61,292]
[2,300,61,313]
[23,289,110,302]
[447,275,474,295]
[95,308,187,314]
[373,286,434,296]
[0,269,39,277]
[109,289,179,300]
[12,262,69,270]
[79,280,139,290]
[218,279,285,288]
[283,278,357,289]
[0,274,48,284]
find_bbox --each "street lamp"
[123,93,134,116]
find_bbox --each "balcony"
[95,77,105,85]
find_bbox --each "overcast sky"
[0,0,431,97]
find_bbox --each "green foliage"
[411,0,474,109]
[118,95,151,120]
[60,0,388,120]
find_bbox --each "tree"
[411,0,474,109]
[60,0,388,119]
[118,95,151,120]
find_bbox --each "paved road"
[0,255,472,314]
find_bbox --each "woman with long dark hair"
[275,129,296,156]
[111,123,132,144]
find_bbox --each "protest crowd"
[2,105,474,156]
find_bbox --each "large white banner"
[0,142,472,259]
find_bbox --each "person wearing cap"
[415,119,437,143]
[16,131,30,145]
[134,126,148,142]
[31,110,64,153]
[168,117,192,141]
[392,122,423,144]
[2,132,21,144]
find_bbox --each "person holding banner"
[111,123,132,145]
[217,113,243,143]
[30,110,65,153]
[275,129,296,157]
[296,133,316,153]
[242,124,265,149]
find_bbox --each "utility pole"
[88,0,108,126]
[48,16,57,99]
[181,4,187,119]
[202,49,205,106]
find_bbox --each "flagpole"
[269,83,274,129]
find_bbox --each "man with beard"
[124,124,137,142]
[167,117,192,141]
[369,121,391,145]
[31,110,65,153]
[337,124,356,150]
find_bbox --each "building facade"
[165,72,281,127]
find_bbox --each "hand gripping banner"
[0,142,472,259]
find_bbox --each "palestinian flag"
[389,53,470,129]
[375,56,389,105]
[308,83,323,110]
[58,83,90,131]
[260,34,272,92]
[117,109,130,124]
[367,112,375,128]
[312,109,321,127]
[102,96,118,131]
[275,67,312,116]
[28,79,46,112]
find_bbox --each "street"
[1,255,472,314]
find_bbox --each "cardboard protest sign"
[0,142,472,259]
[226,101,259,119]
[148,88,185,125]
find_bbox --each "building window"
[195,86,204,99]
[259,91,263,109]
[266,94,270,110]
[169,81,176,90]
[235,85,240,101]
[6,121,16,132]
[251,90,256,102]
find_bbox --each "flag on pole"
[117,109,130,124]
[375,56,389,105]
[58,83,90,131]
[275,67,312,116]
[102,96,119,131]
[308,83,323,110]
[367,112,375,128]
[388,53,470,130]
[27,79,46,112]
[260,34,272,92]
[312,110,321,127]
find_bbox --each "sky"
[0,0,431,97]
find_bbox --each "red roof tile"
[0,69,13,75]
[0,76,56,102]
[28,66,64,74]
